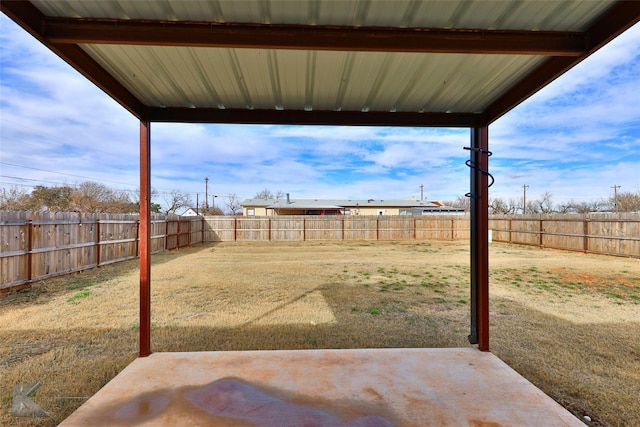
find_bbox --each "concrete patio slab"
[59,348,583,426]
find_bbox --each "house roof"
[243,198,445,209]
[2,1,637,128]
[269,204,344,211]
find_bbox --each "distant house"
[241,196,464,216]
[181,207,201,216]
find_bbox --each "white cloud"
[525,23,640,104]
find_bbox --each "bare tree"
[530,191,554,214]
[224,193,243,215]
[610,191,640,212]
[109,189,138,213]
[0,185,29,210]
[254,188,274,199]
[163,190,192,214]
[443,195,471,212]
[132,187,159,205]
[489,197,517,214]
[558,200,604,214]
[556,202,573,214]
[70,181,112,212]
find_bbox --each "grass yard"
[1,240,639,426]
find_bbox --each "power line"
[0,176,242,200]
[0,181,38,188]
[0,162,245,198]
[1,118,135,159]
[0,175,77,186]
[0,161,137,188]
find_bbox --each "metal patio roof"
[3,0,638,128]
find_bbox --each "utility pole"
[420,184,424,201]
[205,177,209,212]
[612,184,621,213]
[522,184,529,214]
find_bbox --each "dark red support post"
[469,126,490,351]
[139,120,151,357]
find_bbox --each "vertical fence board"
[150,216,166,254]
[0,212,30,290]
[378,216,413,240]
[236,218,270,241]
[203,216,236,241]
[344,216,377,240]
[271,216,304,241]
[305,216,343,240]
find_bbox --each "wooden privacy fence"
[202,215,470,242]
[489,213,640,258]
[1,213,468,291]
[4,212,638,292]
[1,212,200,292]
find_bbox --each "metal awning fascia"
[148,108,485,128]
[42,18,588,56]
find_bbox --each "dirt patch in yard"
[1,240,639,426]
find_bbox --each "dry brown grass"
[1,240,639,426]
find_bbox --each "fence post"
[584,218,590,253]
[27,219,33,285]
[539,219,544,247]
[451,218,455,241]
[96,219,102,266]
[508,218,512,243]
[164,219,169,250]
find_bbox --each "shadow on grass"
[489,298,640,427]
[2,290,639,426]
[0,243,221,308]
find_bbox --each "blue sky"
[1,15,639,210]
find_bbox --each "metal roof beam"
[1,1,147,120]
[148,107,483,128]
[42,18,586,56]
[485,1,640,124]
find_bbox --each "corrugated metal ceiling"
[8,0,631,124]
[82,44,546,112]
[31,0,615,31]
